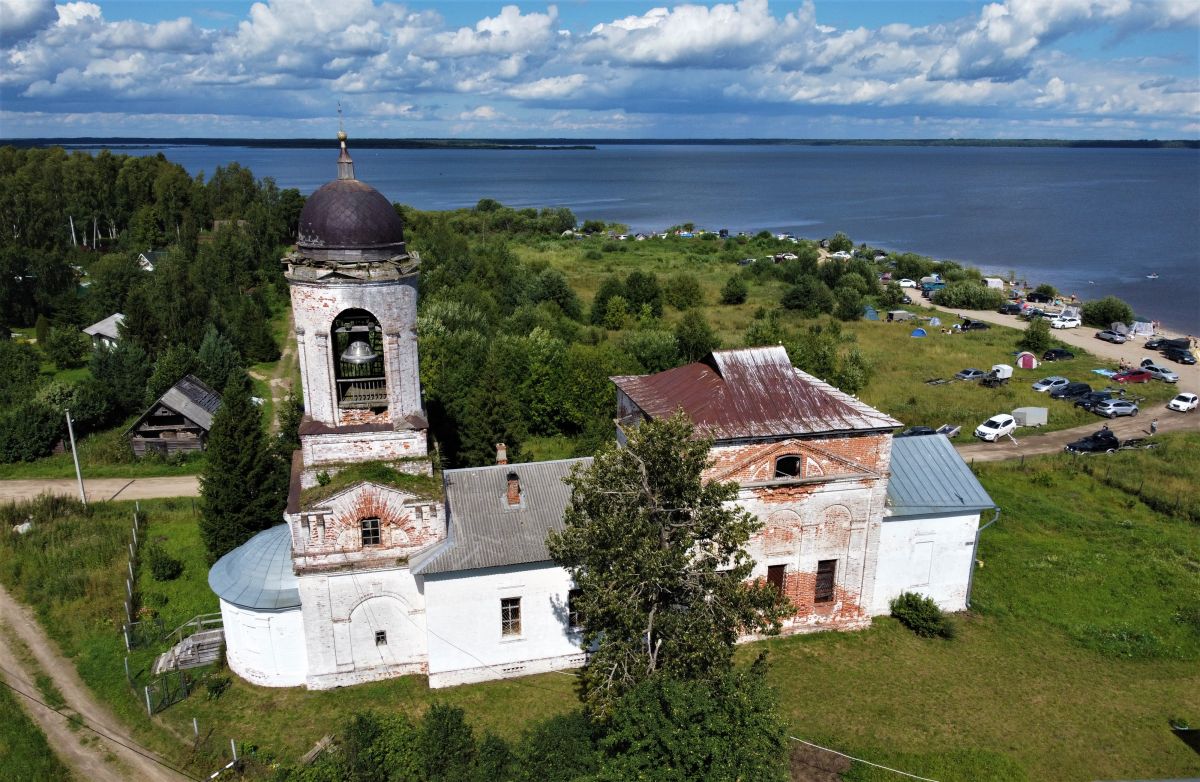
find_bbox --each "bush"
[890,592,956,639]
[146,543,183,582]
[1019,317,1053,354]
[664,273,703,310]
[1081,295,1134,328]
[931,281,1006,310]
[720,275,748,305]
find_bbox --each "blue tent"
[864,306,879,321]
[911,327,927,338]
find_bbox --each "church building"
[208,136,996,690]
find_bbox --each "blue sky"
[1,0,1197,138]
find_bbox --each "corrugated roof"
[207,524,300,610]
[411,457,591,576]
[158,375,222,431]
[612,346,900,441]
[83,312,124,340]
[886,435,995,519]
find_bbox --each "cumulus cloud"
[0,0,1197,138]
[0,0,56,44]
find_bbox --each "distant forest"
[6,137,1197,150]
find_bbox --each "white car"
[1140,361,1179,383]
[897,278,917,288]
[1032,376,1070,393]
[975,414,1016,442]
[1167,392,1198,412]
[1051,316,1081,329]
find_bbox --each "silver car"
[1093,399,1139,418]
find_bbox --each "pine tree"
[199,373,287,563]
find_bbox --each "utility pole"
[65,409,86,505]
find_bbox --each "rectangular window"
[567,589,583,629]
[815,560,836,604]
[374,630,387,646]
[501,597,522,637]
[766,564,786,594]
[361,517,381,546]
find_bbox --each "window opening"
[774,455,802,479]
[332,309,386,409]
[815,560,836,603]
[361,517,381,546]
[501,597,522,636]
[374,630,387,646]
[766,564,786,594]
[567,589,583,629]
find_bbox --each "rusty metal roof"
[612,346,900,440]
[411,457,591,576]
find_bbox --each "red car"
[1113,369,1152,383]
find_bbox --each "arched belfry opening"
[332,308,387,409]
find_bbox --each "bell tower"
[283,132,428,472]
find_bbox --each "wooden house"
[128,375,221,458]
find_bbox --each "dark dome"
[297,179,405,253]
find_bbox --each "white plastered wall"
[423,562,585,688]
[871,512,982,614]
[297,567,429,689]
[218,599,308,688]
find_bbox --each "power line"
[0,663,202,781]
[789,735,941,782]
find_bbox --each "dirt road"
[0,476,200,505]
[0,585,192,781]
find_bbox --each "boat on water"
[1146,273,1159,279]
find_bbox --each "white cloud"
[0,0,55,44]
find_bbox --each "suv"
[1164,347,1197,365]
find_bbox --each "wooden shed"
[128,375,222,458]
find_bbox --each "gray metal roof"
[83,312,124,340]
[207,524,300,610]
[159,374,222,430]
[886,435,995,519]
[411,458,591,576]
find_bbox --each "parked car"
[1113,369,1153,384]
[1050,382,1092,400]
[955,368,987,381]
[1064,429,1120,454]
[1145,336,1190,351]
[960,319,990,331]
[1093,399,1139,418]
[1167,392,1198,412]
[1050,316,1081,329]
[1138,361,1179,383]
[1031,376,1070,393]
[1042,348,1075,361]
[998,303,1023,315]
[897,278,917,288]
[896,426,936,437]
[1163,347,1197,365]
[974,414,1017,442]
[1075,390,1117,411]
[1096,330,1127,344]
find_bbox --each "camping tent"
[864,306,879,321]
[1129,319,1154,337]
[911,328,927,338]
[1015,352,1039,369]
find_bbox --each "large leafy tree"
[199,373,288,562]
[548,413,789,720]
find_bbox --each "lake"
[92,143,1200,333]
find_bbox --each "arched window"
[332,309,386,409]
[774,455,802,479]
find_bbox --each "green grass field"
[1,435,1198,780]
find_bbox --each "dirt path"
[0,585,191,781]
[0,476,200,505]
